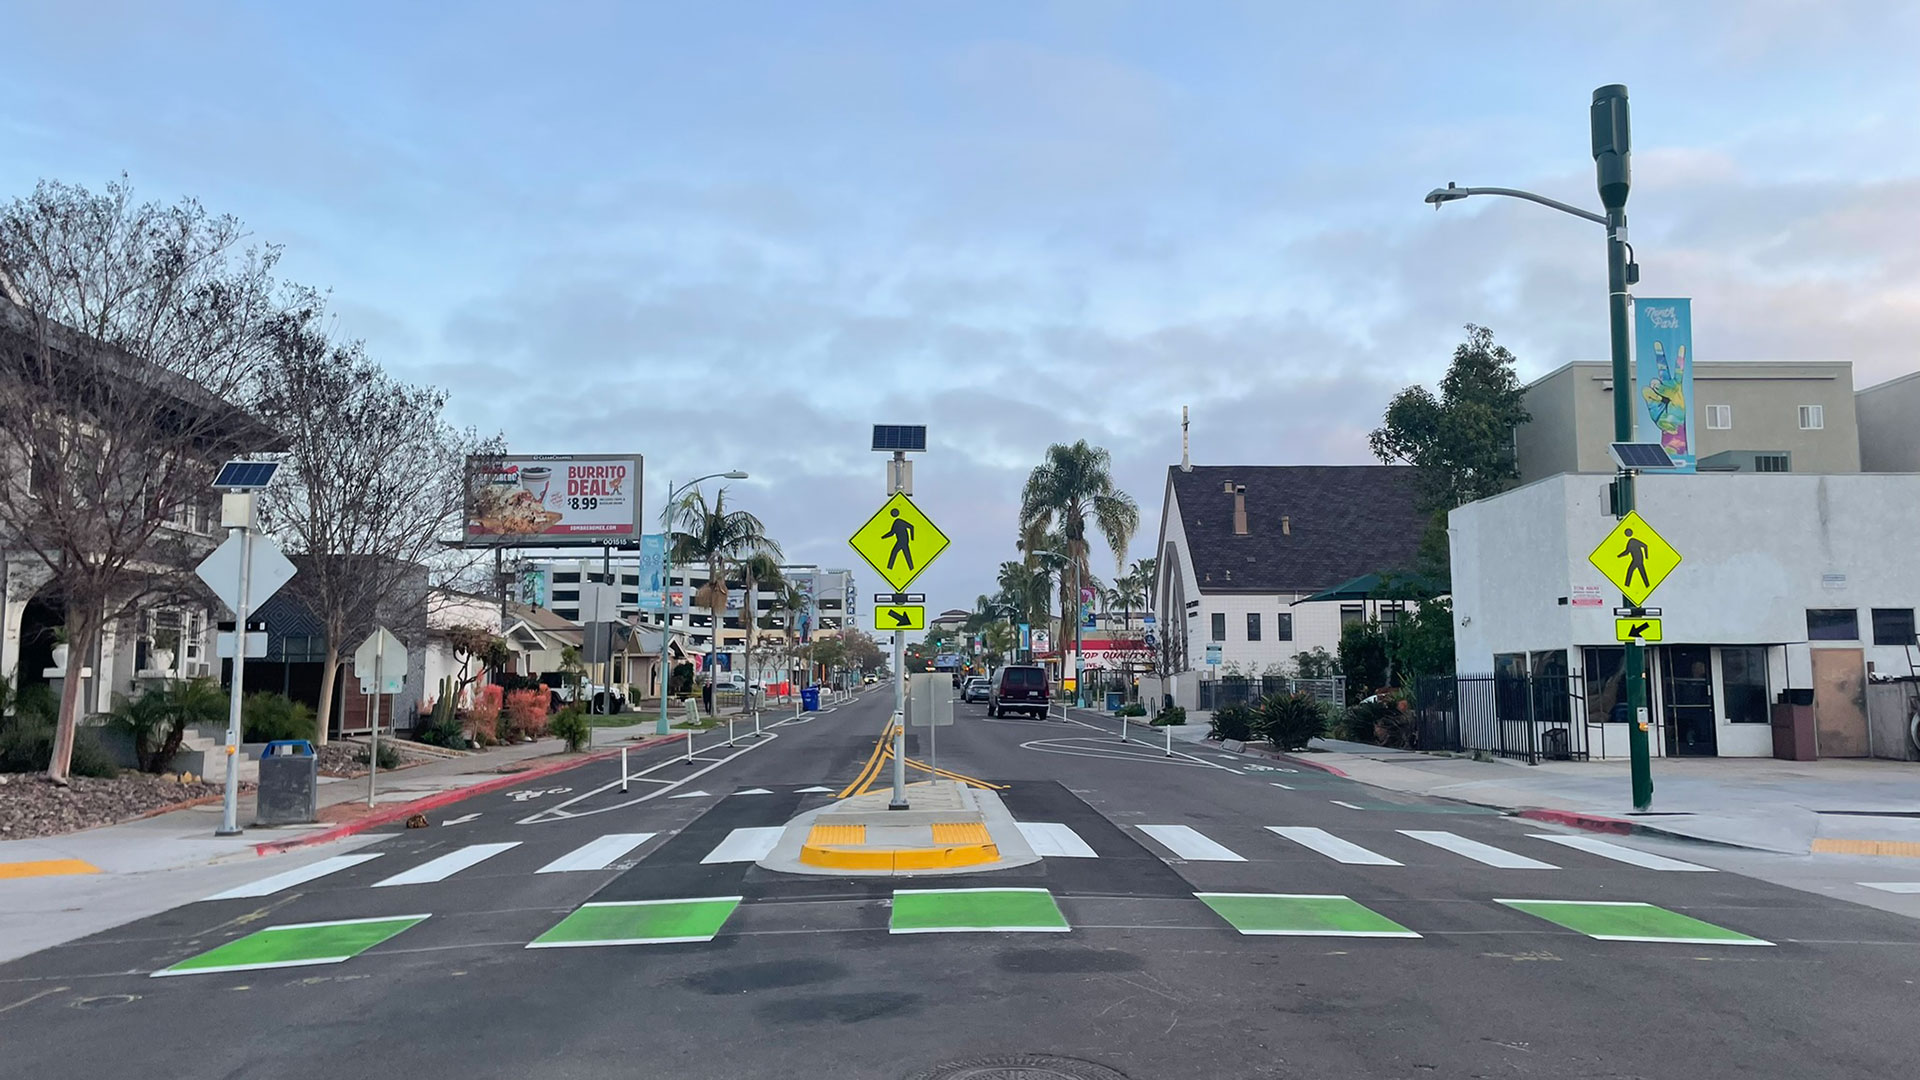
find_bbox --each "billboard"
[1633,300,1696,473]
[465,455,644,545]
[793,571,816,644]
[637,533,666,611]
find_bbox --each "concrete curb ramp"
[762,780,1039,877]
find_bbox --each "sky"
[5,0,1918,622]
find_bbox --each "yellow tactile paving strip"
[931,822,990,845]
[0,858,101,880]
[808,824,867,846]
[1812,838,1920,858]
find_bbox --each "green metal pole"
[1594,83,1652,810]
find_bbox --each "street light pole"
[1426,83,1651,810]
[657,470,748,736]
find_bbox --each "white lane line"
[700,826,785,864]
[1267,826,1402,866]
[1330,800,1366,810]
[733,788,773,795]
[1137,824,1245,862]
[1860,882,1920,894]
[536,833,656,874]
[1269,782,1294,790]
[1017,822,1098,858]
[668,790,711,799]
[372,843,521,887]
[201,853,384,901]
[1528,833,1715,872]
[794,786,835,793]
[1400,830,1557,869]
[518,731,781,824]
[1050,711,1241,773]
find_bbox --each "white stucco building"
[1451,472,1920,759]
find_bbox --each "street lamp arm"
[1426,184,1608,227]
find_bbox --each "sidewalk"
[0,735,622,964]
[1275,738,1920,855]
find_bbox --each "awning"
[1291,571,1444,606]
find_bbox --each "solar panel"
[871,424,928,452]
[213,460,280,490]
[1609,442,1676,470]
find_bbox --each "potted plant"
[50,626,70,671]
[150,627,180,673]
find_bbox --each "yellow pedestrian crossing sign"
[850,491,950,591]
[1588,511,1681,607]
[874,604,925,631]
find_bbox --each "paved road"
[4,686,1919,1080]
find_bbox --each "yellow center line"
[838,723,896,798]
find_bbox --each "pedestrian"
[701,678,713,713]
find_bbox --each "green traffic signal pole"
[1426,84,1652,810]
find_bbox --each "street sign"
[1616,617,1663,643]
[874,604,925,630]
[1587,510,1681,607]
[216,631,269,659]
[352,626,408,695]
[1205,642,1222,665]
[1032,629,1051,653]
[849,491,950,591]
[195,532,297,614]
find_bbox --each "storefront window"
[1722,646,1769,723]
[1583,646,1626,725]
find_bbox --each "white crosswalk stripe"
[1860,882,1920,894]
[1267,826,1402,866]
[1137,824,1245,862]
[1528,834,1714,871]
[373,842,521,887]
[201,853,384,901]
[1018,822,1098,858]
[1399,830,1557,869]
[536,833,656,874]
[700,826,785,864]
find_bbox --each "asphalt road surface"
[4,686,1918,1080]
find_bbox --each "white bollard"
[621,746,629,791]
[727,712,735,747]
[686,728,694,763]
[1165,719,1173,757]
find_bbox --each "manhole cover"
[904,1054,1129,1080]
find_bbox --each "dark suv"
[988,664,1050,719]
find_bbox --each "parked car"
[961,676,990,703]
[862,672,877,685]
[539,673,625,714]
[988,664,1050,718]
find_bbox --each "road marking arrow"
[440,813,481,826]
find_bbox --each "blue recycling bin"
[1106,691,1124,713]
[801,686,821,712]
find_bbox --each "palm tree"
[1107,574,1146,634]
[758,579,808,689]
[1020,441,1139,678]
[1129,556,1158,613]
[667,485,782,694]
[736,551,785,710]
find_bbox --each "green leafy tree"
[1368,324,1531,578]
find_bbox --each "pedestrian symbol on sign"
[885,509,915,571]
[1587,511,1681,607]
[1619,529,1650,590]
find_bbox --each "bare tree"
[0,180,285,782]
[257,317,501,744]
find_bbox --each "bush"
[358,740,403,770]
[503,689,549,741]
[1211,702,1256,742]
[0,713,118,778]
[1255,692,1328,751]
[670,662,695,696]
[548,707,590,753]
[1335,694,1394,744]
[1117,702,1147,717]
[466,684,503,747]
[243,692,314,744]
[1151,705,1187,726]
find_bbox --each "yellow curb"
[0,858,101,880]
[1812,838,1920,858]
[799,841,1000,871]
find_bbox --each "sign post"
[856,427,939,810]
[353,627,408,809]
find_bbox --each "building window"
[1722,646,1769,723]
[553,572,581,584]
[1210,613,1226,641]
[1872,608,1917,647]
[1583,646,1626,725]
[1798,404,1824,430]
[1246,613,1261,641]
[1705,404,1732,430]
[1277,613,1294,642]
[1339,604,1364,628]
[1806,608,1859,641]
[1754,454,1789,473]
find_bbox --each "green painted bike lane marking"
[1497,899,1773,945]
[152,915,430,977]
[1197,893,1421,938]
[890,888,1070,934]
[528,897,742,948]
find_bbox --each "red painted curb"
[1516,808,1636,836]
[1266,750,1350,778]
[254,734,680,856]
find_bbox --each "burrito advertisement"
[466,455,643,544]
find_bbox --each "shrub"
[670,662,695,696]
[0,713,118,778]
[1151,705,1187,726]
[548,707,591,753]
[1335,694,1393,744]
[1256,692,1328,751]
[1211,702,1256,742]
[358,740,403,770]
[243,692,314,744]
[1116,701,1147,718]
[466,684,503,747]
[503,689,549,740]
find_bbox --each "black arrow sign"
[1628,622,1649,639]
[888,609,911,627]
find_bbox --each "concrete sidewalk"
[1281,738,1920,855]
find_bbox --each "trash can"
[1106,691,1124,713]
[1771,693,1818,760]
[1540,727,1572,761]
[801,686,821,712]
[254,739,317,826]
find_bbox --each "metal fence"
[1415,672,1588,764]
[1198,676,1347,712]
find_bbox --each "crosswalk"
[201,818,1714,904]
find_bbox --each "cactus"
[433,675,456,727]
